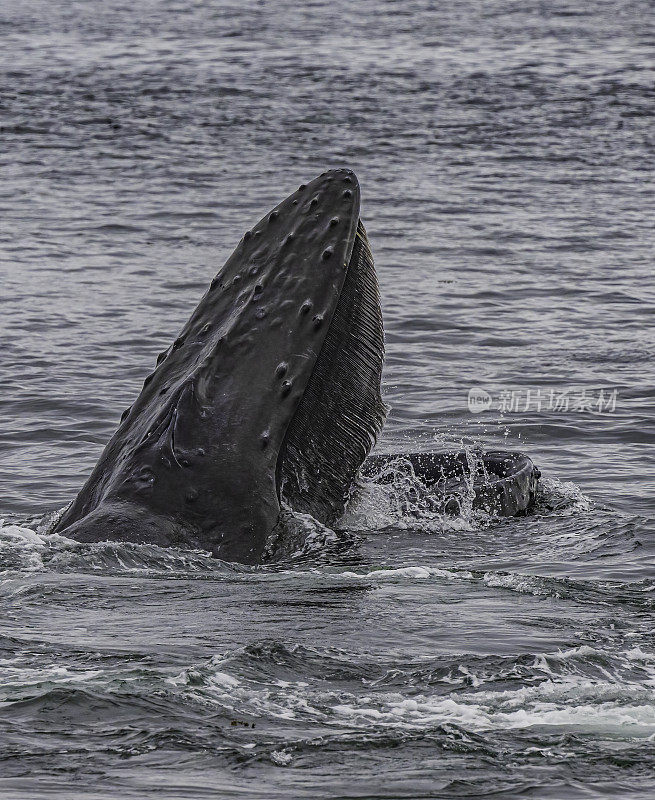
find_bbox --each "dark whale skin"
[53,169,365,564]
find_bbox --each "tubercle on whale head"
[52,168,385,565]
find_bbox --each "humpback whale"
[53,169,539,563]
[54,169,386,563]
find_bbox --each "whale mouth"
[276,219,387,524]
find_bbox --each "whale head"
[53,169,386,563]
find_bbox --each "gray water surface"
[1,1,655,797]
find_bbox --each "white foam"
[537,477,592,514]
[549,645,601,661]
[327,676,655,735]
[625,646,655,662]
[270,750,292,766]
[0,663,103,703]
[339,566,473,581]
[482,571,555,597]
[153,644,655,742]
[0,519,44,546]
[209,671,241,689]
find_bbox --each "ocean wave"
[160,640,655,741]
[0,517,236,577]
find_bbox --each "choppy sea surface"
[1,1,654,797]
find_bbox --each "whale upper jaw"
[53,169,386,564]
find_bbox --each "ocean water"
[1,0,655,797]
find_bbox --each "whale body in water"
[53,169,539,563]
